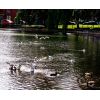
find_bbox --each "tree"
[61,10,73,35]
[47,10,60,30]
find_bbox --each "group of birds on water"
[6,62,58,77]
[7,62,100,90]
[6,62,59,88]
[5,44,93,90]
[34,34,50,40]
[78,72,100,90]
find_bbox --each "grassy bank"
[21,24,100,30]
[58,24,100,29]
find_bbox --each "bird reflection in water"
[34,73,57,89]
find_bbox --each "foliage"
[16,9,100,30]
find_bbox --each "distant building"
[0,9,17,21]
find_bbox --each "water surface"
[0,28,100,90]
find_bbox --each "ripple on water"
[0,30,85,90]
[59,73,80,90]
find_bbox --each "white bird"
[34,34,38,39]
[77,49,86,53]
[45,36,49,39]
[69,59,75,64]
[40,46,45,50]
[81,49,86,53]
[48,56,53,61]
[39,37,45,40]
[68,49,86,53]
[31,63,58,77]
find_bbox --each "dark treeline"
[15,9,100,34]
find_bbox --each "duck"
[87,80,95,87]
[84,72,93,81]
[34,34,38,39]
[78,72,100,90]
[78,72,95,89]
[87,80,100,90]
[39,36,49,40]
[6,62,16,70]
[34,73,56,88]
[69,59,75,64]
[68,49,86,53]
[9,65,16,71]
[79,80,95,90]
[31,63,59,77]
[9,65,17,71]
[80,49,86,53]
[7,62,21,71]
[50,72,58,76]
[49,71,61,77]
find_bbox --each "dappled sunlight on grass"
[58,24,100,29]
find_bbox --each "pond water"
[0,28,100,90]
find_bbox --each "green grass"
[58,24,100,29]
[22,24,100,29]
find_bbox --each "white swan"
[19,64,35,73]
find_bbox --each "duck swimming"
[7,62,16,71]
[80,49,86,53]
[34,73,56,88]
[7,62,21,71]
[9,65,16,71]
[78,72,95,89]
[50,72,58,76]
[84,72,93,81]
[78,72,100,90]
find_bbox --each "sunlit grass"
[58,24,100,29]
[67,25,77,29]
[22,24,100,29]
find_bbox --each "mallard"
[50,72,58,76]
[87,81,95,87]
[78,72,100,90]
[9,65,14,70]
[87,81,100,90]
[34,73,56,88]
[78,72,93,89]
[8,63,16,71]
[7,62,21,71]
[78,77,95,90]
[84,72,93,81]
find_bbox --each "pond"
[0,28,100,90]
